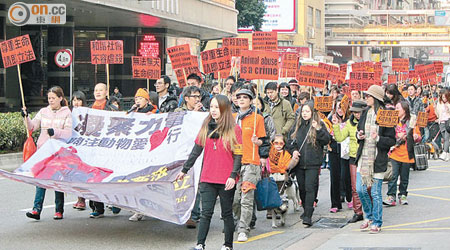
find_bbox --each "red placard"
[222,38,249,57]
[240,50,279,80]
[433,61,443,74]
[281,53,299,70]
[392,58,409,72]
[0,34,36,68]
[349,72,375,91]
[416,64,437,84]
[388,74,397,84]
[252,31,278,51]
[340,64,347,73]
[90,40,123,64]
[166,44,191,69]
[296,66,327,88]
[201,47,231,74]
[131,56,161,79]
[319,62,340,84]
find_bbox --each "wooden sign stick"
[253,79,260,161]
[106,63,110,98]
[147,78,150,92]
[17,64,30,138]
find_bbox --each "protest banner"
[281,52,299,70]
[314,96,333,112]
[319,62,340,84]
[296,65,327,88]
[240,50,278,80]
[252,31,278,51]
[408,70,418,83]
[166,44,192,70]
[340,64,347,73]
[376,110,399,127]
[200,47,231,74]
[416,64,437,84]
[175,68,187,88]
[131,56,161,79]
[0,34,36,68]
[388,74,397,84]
[0,107,207,225]
[185,56,202,77]
[392,58,409,72]
[222,37,249,57]
[340,95,349,115]
[416,111,428,128]
[433,61,443,74]
[349,71,375,91]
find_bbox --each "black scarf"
[208,120,219,139]
[237,106,255,121]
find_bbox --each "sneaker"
[185,219,197,229]
[348,213,363,223]
[220,245,233,250]
[313,201,317,207]
[360,220,372,231]
[129,213,144,221]
[89,211,104,219]
[329,207,338,213]
[73,201,86,210]
[400,195,408,205]
[53,212,63,220]
[237,232,248,242]
[26,210,40,220]
[191,244,204,250]
[347,202,353,209]
[382,196,396,206]
[111,207,121,215]
[369,225,381,234]
[302,217,312,227]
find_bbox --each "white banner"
[0,107,208,224]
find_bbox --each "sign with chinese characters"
[376,110,399,127]
[137,34,160,58]
[90,40,124,64]
[200,47,232,74]
[131,56,161,79]
[222,38,249,57]
[1,107,208,225]
[416,111,428,128]
[314,96,333,112]
[392,58,409,72]
[349,71,376,91]
[0,34,36,68]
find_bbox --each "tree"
[236,0,266,31]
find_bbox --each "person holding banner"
[435,89,450,161]
[287,101,331,227]
[355,85,396,234]
[175,95,243,250]
[22,86,72,220]
[156,76,179,113]
[232,86,267,242]
[383,101,421,207]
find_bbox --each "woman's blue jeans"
[356,173,383,227]
[33,186,64,214]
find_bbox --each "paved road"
[0,159,449,250]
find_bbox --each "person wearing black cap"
[333,100,367,223]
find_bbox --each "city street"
[1,159,449,250]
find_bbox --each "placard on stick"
[433,61,443,74]
[376,110,399,127]
[0,34,36,68]
[90,40,124,64]
[314,96,333,112]
[349,72,375,91]
[297,66,327,88]
[252,31,278,51]
[131,56,161,79]
[201,47,231,74]
[340,95,349,115]
[222,37,249,57]
[416,111,428,128]
[240,50,278,80]
[392,58,409,72]
[166,44,191,69]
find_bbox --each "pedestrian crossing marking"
[234,231,284,244]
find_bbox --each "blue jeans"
[191,191,201,221]
[387,159,411,198]
[356,173,383,227]
[33,186,64,214]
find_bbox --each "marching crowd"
[19,72,450,250]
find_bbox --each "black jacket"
[136,104,154,113]
[159,91,178,113]
[355,108,396,173]
[287,120,330,169]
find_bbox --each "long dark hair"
[397,100,411,124]
[290,101,321,147]
[71,91,86,107]
[385,84,402,106]
[48,86,68,107]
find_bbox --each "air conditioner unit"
[308,27,315,39]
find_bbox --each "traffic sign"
[54,49,72,68]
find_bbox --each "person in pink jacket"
[21,86,72,220]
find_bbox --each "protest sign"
[90,40,123,64]
[376,110,399,127]
[184,56,202,78]
[131,56,161,79]
[200,47,231,74]
[240,50,278,80]
[314,96,333,112]
[388,74,397,84]
[296,66,327,88]
[223,37,249,57]
[433,61,443,74]
[166,44,192,69]
[281,53,299,70]
[340,95,349,115]
[319,62,340,84]
[0,107,207,225]
[392,58,409,72]
[416,64,437,84]
[416,111,428,128]
[252,31,278,51]
[349,72,375,91]
[0,34,36,68]
[340,64,347,73]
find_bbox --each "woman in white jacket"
[435,89,450,161]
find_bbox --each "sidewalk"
[0,152,22,172]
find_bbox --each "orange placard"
[166,44,191,69]
[376,110,399,127]
[314,96,334,112]
[240,50,278,80]
[0,34,36,68]
[222,37,249,57]
[433,61,443,74]
[392,58,409,72]
[252,31,278,51]
[416,64,437,84]
[296,66,327,88]
[349,72,376,91]
[319,62,340,84]
[90,40,123,64]
[340,95,349,115]
[388,74,397,84]
[416,111,428,128]
[201,47,231,74]
[184,56,202,78]
[131,56,161,79]
[281,53,299,70]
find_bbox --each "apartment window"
[308,7,314,27]
[315,9,321,29]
